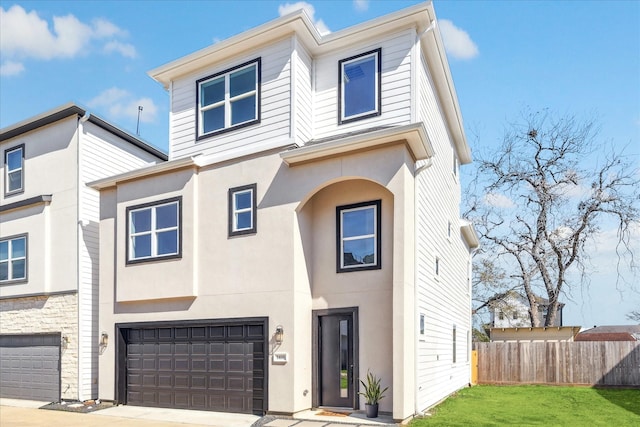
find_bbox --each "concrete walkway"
[0,399,397,427]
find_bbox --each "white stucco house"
[91,2,478,422]
[0,104,166,402]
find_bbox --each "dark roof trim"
[0,103,167,161]
[0,194,52,213]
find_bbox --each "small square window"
[126,197,181,264]
[498,312,504,320]
[4,145,24,196]
[336,200,381,272]
[0,234,27,283]
[228,184,257,237]
[338,48,381,124]
[196,58,261,139]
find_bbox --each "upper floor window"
[228,184,257,237]
[196,58,261,139]
[127,197,181,264]
[4,145,24,196]
[336,200,381,272]
[0,235,27,283]
[338,48,381,124]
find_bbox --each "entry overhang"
[280,123,434,166]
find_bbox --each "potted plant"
[358,370,388,418]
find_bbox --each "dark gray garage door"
[122,319,266,415]
[0,334,60,401]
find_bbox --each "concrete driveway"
[0,399,258,427]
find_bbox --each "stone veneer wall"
[0,293,78,400]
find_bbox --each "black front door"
[319,312,354,407]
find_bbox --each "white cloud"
[354,0,369,12]
[278,2,330,35]
[104,41,137,58]
[88,87,158,124]
[484,192,515,209]
[0,5,135,67]
[438,19,479,60]
[0,60,25,76]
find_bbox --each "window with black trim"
[127,197,181,263]
[228,184,257,236]
[0,234,27,283]
[453,324,457,363]
[196,58,261,139]
[4,145,24,196]
[338,48,381,124]
[336,200,381,272]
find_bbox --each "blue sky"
[1,1,638,325]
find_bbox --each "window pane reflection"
[339,319,348,398]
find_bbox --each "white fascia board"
[89,157,196,190]
[420,12,472,165]
[148,3,434,87]
[280,123,434,166]
[460,219,480,249]
[148,11,320,88]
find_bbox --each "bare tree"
[627,310,640,323]
[466,110,639,327]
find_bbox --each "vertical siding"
[293,37,313,146]
[415,49,471,411]
[312,28,415,140]
[169,38,293,160]
[78,123,161,400]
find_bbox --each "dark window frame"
[228,183,257,237]
[4,144,25,197]
[195,58,262,140]
[125,196,182,265]
[336,199,382,273]
[0,233,28,284]
[338,48,382,125]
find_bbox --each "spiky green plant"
[358,370,389,405]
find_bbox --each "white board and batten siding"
[77,121,162,400]
[312,28,415,141]
[415,49,471,412]
[169,38,294,161]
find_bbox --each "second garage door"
[0,334,60,402]
[121,319,266,415]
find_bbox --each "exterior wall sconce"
[275,325,284,345]
[61,335,69,349]
[100,332,109,348]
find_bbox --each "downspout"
[76,111,90,400]
[414,18,437,417]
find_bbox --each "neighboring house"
[0,104,166,402]
[91,3,478,422]
[490,326,581,342]
[575,325,640,342]
[490,291,564,328]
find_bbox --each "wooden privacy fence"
[476,341,640,386]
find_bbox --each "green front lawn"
[411,385,640,426]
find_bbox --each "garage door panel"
[0,335,60,402]
[124,322,266,414]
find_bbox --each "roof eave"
[89,157,196,190]
[420,15,472,165]
[280,123,434,166]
